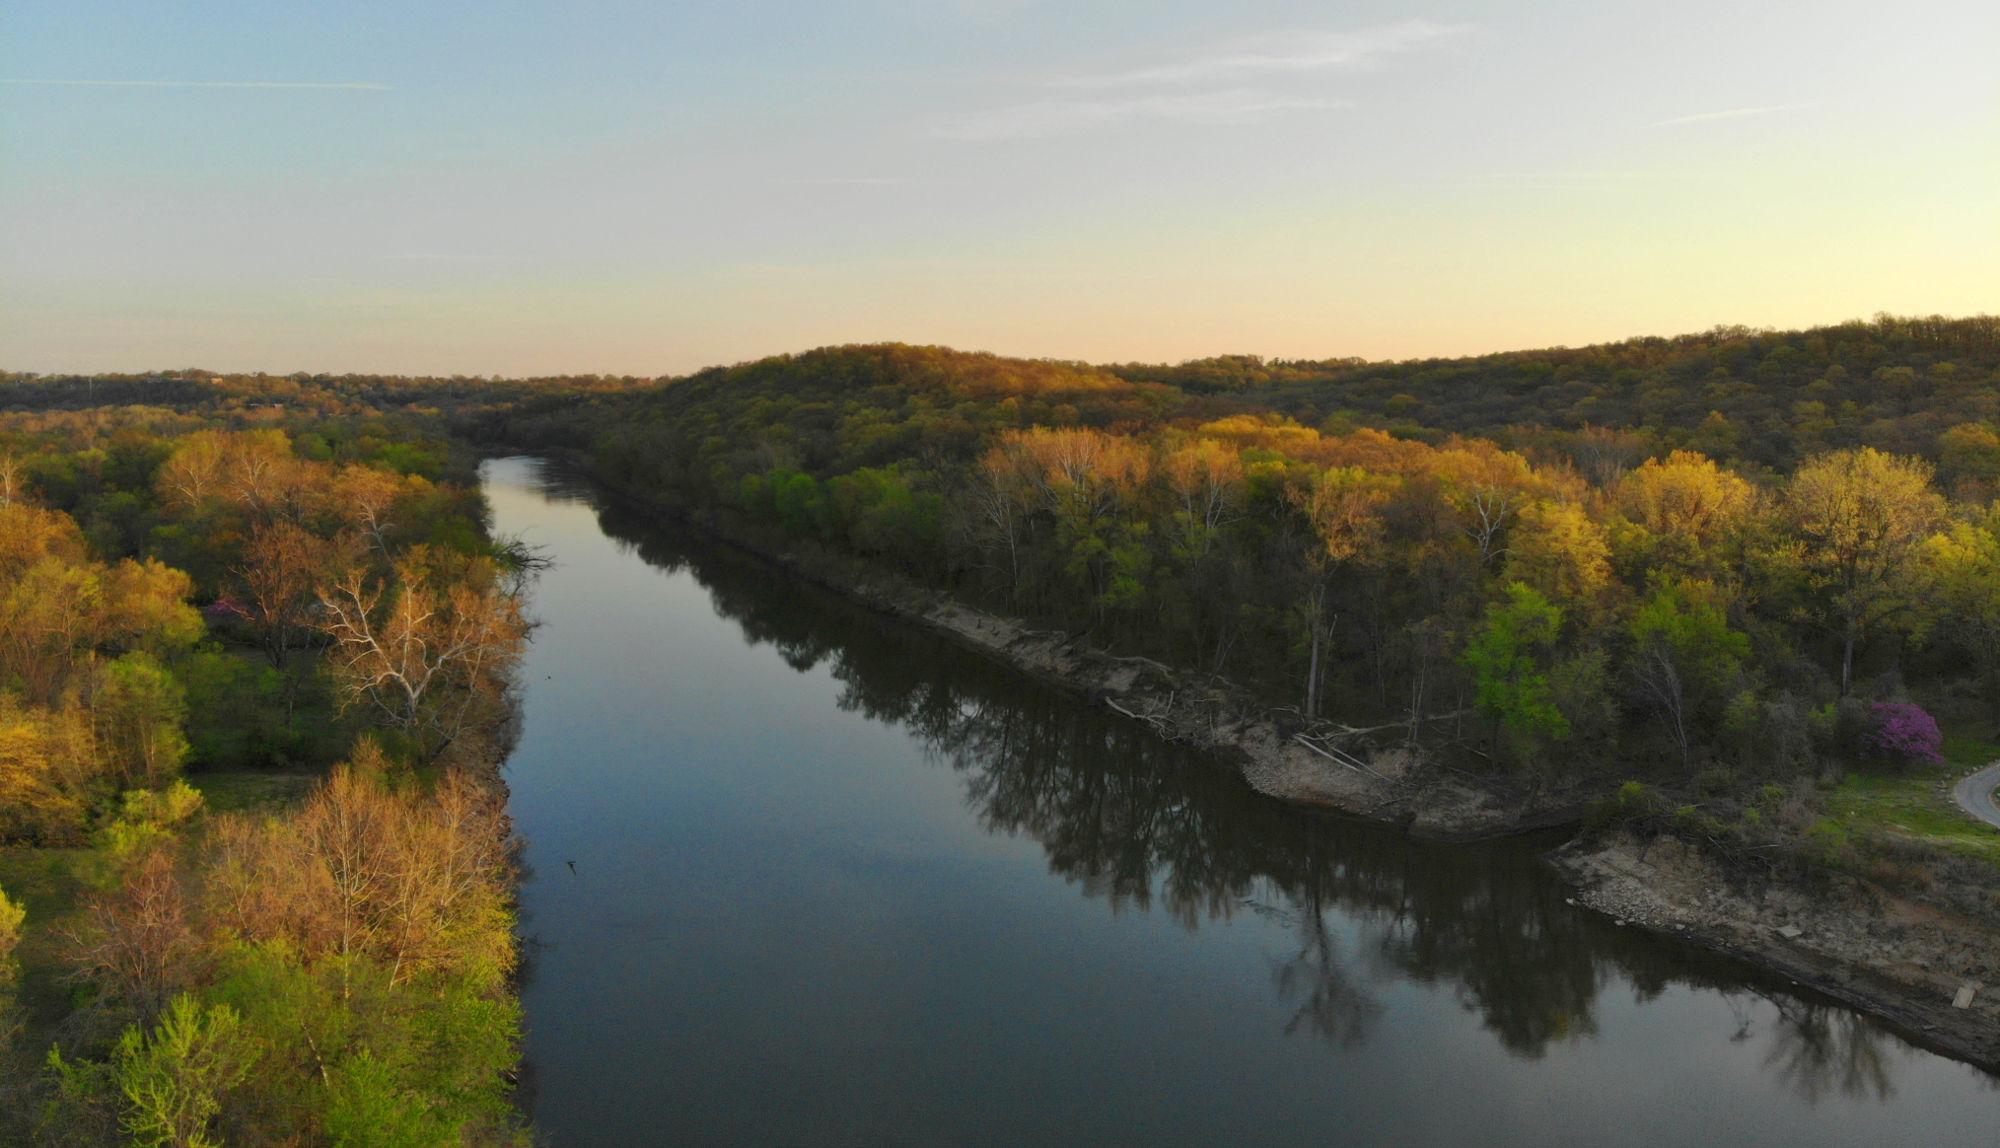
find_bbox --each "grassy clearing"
[1820,729,2000,866]
[186,769,321,815]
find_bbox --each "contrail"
[0,78,388,90]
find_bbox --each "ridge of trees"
[442,319,2000,806]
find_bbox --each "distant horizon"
[5,1,1994,378]
[5,309,1992,382]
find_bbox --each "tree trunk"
[1305,584,1326,719]
[1307,624,1322,720]
[1841,617,1857,696]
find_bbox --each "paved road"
[1951,762,2000,830]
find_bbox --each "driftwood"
[1105,696,1176,736]
[1103,653,1178,675]
[1291,733,1395,785]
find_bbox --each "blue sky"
[3,0,1995,375]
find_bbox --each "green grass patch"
[1820,727,2000,866]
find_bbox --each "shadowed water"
[485,457,1997,1147]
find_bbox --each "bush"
[1866,701,1945,767]
[1585,780,1661,832]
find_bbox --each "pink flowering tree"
[1867,702,1945,767]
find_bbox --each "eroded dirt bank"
[576,479,1582,838]
[907,598,1596,838]
[1552,832,2000,1071]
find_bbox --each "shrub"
[1866,701,1945,767]
[0,884,23,975]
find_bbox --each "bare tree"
[237,523,361,670]
[65,848,201,1023]
[316,551,527,761]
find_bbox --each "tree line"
[588,397,1987,785]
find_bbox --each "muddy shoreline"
[511,452,2000,1076]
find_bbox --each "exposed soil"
[909,598,1594,838]
[1551,831,2000,1072]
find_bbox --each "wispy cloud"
[0,78,387,90]
[1470,171,1680,182]
[1655,103,1810,126]
[772,177,917,186]
[1052,21,1464,89]
[938,89,1344,141]
[935,21,1459,141]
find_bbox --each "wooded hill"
[1111,314,2000,477]
[13,314,2000,853]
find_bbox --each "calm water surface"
[485,457,1997,1146]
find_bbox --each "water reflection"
[1740,995,1895,1105]
[530,465,1981,1108]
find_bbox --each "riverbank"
[522,454,2000,1076]
[1552,831,2000,1072]
[535,454,1587,840]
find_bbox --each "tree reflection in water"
[1715,992,1896,1105]
[558,479,1952,1104]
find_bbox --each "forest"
[460,316,2000,899]
[6,311,2000,1140]
[0,400,533,1146]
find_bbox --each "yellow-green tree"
[0,882,23,977]
[1782,448,1947,694]
[1615,450,1758,580]
[1923,515,2000,707]
[0,696,99,842]
[1503,500,1614,619]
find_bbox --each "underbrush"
[1582,725,2000,924]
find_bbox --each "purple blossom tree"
[1867,701,1945,766]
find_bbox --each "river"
[483,457,1998,1146]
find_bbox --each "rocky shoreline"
[1551,832,2000,1072]
[530,454,2000,1075]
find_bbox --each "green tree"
[1464,583,1569,756]
[112,994,259,1148]
[1628,582,1750,777]
[98,652,192,789]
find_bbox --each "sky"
[2,0,1995,377]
